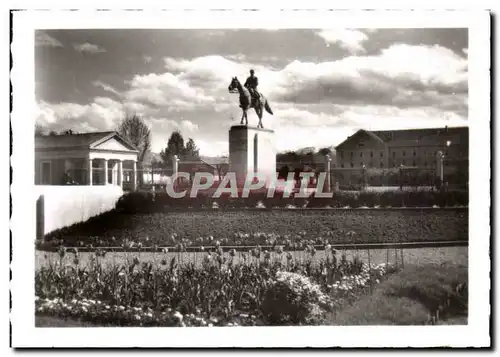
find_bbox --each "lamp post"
[362,164,366,190]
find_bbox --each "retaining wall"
[35,185,123,238]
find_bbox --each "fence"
[61,154,468,193]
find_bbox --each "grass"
[329,262,468,325]
[43,209,469,247]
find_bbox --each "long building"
[335,126,468,169]
[334,126,469,187]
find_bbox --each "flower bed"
[42,209,469,249]
[35,247,396,326]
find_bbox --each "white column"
[172,155,180,188]
[436,151,444,183]
[104,159,109,185]
[325,154,332,192]
[87,159,93,186]
[172,155,179,175]
[133,161,137,191]
[118,160,123,187]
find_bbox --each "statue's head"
[250,69,255,75]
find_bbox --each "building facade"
[334,126,469,186]
[35,131,139,189]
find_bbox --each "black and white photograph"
[10,9,490,348]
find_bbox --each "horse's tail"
[264,101,273,115]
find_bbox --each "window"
[380,151,383,157]
[380,162,384,168]
[370,151,373,158]
[350,163,354,168]
[413,151,416,156]
[340,152,343,159]
[402,160,406,165]
[350,152,353,158]
[341,164,344,168]
[360,152,363,158]
[392,152,396,158]
[358,143,365,148]
[413,161,416,166]
[403,151,406,157]
[424,161,427,167]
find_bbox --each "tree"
[160,131,185,166]
[184,138,200,160]
[117,114,152,169]
[160,131,202,167]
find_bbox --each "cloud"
[37,97,125,133]
[195,139,229,157]
[143,55,152,63]
[124,72,215,109]
[316,29,369,54]
[35,31,63,47]
[73,42,106,54]
[92,80,121,97]
[271,44,468,114]
[180,120,199,132]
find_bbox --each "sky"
[35,28,468,156]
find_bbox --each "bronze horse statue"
[228,77,273,128]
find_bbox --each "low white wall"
[35,185,124,237]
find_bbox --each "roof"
[336,126,468,149]
[371,127,468,145]
[35,131,139,151]
[200,156,229,166]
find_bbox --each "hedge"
[115,189,468,213]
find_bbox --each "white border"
[10,10,491,348]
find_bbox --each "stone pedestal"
[229,125,276,187]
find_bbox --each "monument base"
[228,125,276,188]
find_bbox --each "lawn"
[43,208,468,248]
[329,262,468,325]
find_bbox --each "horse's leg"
[257,107,263,128]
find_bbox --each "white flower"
[173,311,183,322]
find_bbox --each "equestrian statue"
[228,69,274,129]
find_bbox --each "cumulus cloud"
[35,31,63,47]
[125,72,215,109]
[271,44,468,114]
[316,29,369,54]
[73,42,106,54]
[37,97,124,133]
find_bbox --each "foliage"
[35,244,395,326]
[159,131,201,167]
[114,189,468,213]
[117,113,152,169]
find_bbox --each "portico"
[35,131,139,190]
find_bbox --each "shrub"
[260,271,332,325]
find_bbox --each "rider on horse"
[244,69,260,105]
